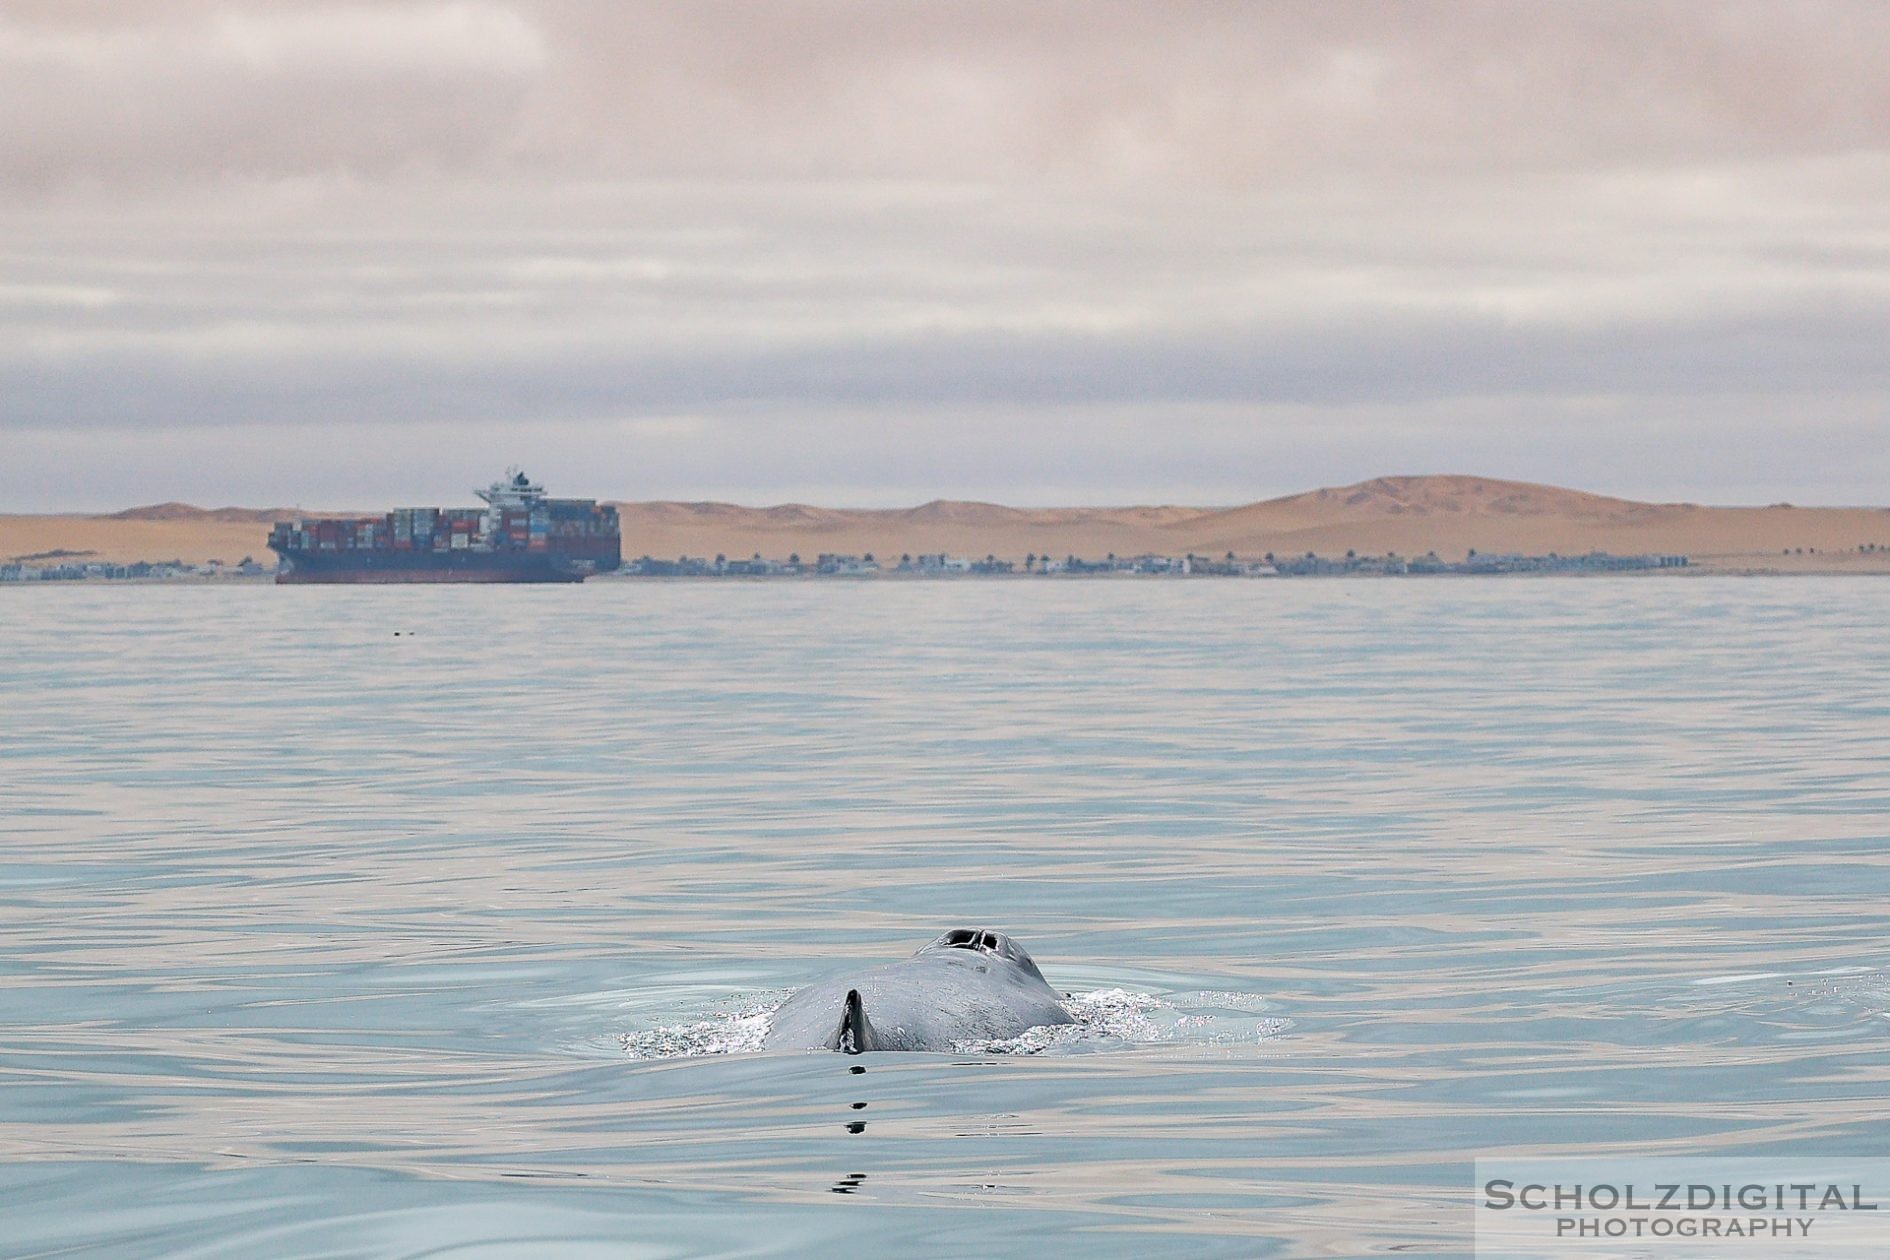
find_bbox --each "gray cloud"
[12,302,1890,434]
[3,3,1889,508]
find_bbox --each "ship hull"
[271,550,591,584]
[266,471,620,585]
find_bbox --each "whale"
[763,929,1074,1053]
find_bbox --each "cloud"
[3,3,1889,508]
[0,3,543,187]
[4,2,1888,191]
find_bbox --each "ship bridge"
[476,468,546,512]
[476,468,546,536]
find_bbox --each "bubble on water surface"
[957,988,1290,1055]
[620,1003,775,1059]
[1809,970,1890,1010]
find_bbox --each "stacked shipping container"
[266,473,620,583]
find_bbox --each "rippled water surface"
[4,580,1888,1257]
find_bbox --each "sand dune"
[605,476,1890,572]
[0,517,273,567]
[6,477,1890,572]
[105,503,311,524]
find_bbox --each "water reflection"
[2,580,1888,1257]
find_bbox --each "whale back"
[763,929,1072,1053]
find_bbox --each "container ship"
[267,470,621,584]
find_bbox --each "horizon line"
[16,473,1886,519]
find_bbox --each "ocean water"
[3,579,1888,1257]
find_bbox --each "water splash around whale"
[620,987,1288,1060]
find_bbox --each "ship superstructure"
[267,470,621,583]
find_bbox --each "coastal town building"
[5,545,1692,583]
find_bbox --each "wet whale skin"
[763,931,1073,1052]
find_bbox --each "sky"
[5,0,1890,511]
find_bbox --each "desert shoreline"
[7,475,1890,576]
